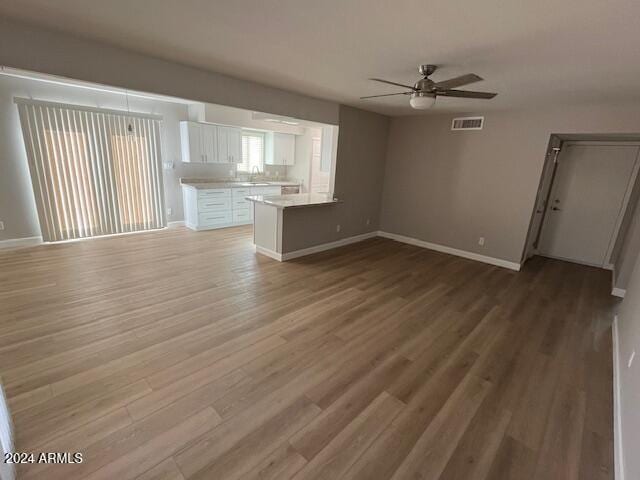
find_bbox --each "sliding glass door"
[16,99,165,241]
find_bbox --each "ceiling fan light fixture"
[409,92,436,110]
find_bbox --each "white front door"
[538,144,640,267]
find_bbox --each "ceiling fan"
[361,64,497,110]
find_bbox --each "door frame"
[522,136,640,267]
[521,135,563,263]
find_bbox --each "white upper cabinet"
[202,124,216,163]
[180,122,242,163]
[217,126,243,163]
[180,121,217,163]
[266,132,295,166]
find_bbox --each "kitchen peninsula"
[246,193,339,261]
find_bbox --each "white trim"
[0,236,43,250]
[281,232,378,261]
[14,97,163,120]
[612,287,626,298]
[167,221,185,229]
[254,231,378,262]
[255,229,522,270]
[377,231,521,271]
[605,147,640,265]
[613,315,625,480]
[254,245,282,261]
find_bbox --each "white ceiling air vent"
[451,116,484,131]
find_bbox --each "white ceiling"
[1,0,639,116]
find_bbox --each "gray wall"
[380,105,640,264]
[614,250,640,479]
[0,18,338,125]
[282,105,389,252]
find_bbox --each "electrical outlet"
[166,207,172,216]
[229,170,234,177]
[163,161,174,170]
[0,220,4,231]
[478,237,485,246]
[336,224,341,232]
[629,350,636,368]
[366,218,371,226]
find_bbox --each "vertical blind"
[239,131,265,173]
[16,99,165,242]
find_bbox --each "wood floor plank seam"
[0,226,616,480]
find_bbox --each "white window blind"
[239,131,265,173]
[16,99,165,242]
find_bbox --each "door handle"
[551,206,562,211]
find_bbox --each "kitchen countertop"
[245,193,339,209]
[180,179,300,189]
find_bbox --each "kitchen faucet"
[250,165,262,182]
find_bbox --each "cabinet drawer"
[198,211,232,226]
[232,198,251,209]
[198,197,231,212]
[232,188,252,198]
[233,209,252,223]
[198,188,231,199]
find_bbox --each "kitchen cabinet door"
[226,127,242,163]
[201,123,217,163]
[216,126,229,163]
[180,122,204,163]
[273,133,295,165]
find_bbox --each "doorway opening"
[523,134,640,272]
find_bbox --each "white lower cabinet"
[199,211,233,227]
[183,185,282,230]
[232,209,252,223]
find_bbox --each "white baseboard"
[167,221,185,228]
[282,232,378,261]
[377,231,521,271]
[254,231,378,262]
[613,315,625,480]
[255,245,282,261]
[0,236,42,250]
[612,287,626,298]
[258,230,522,270]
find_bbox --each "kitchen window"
[238,130,265,173]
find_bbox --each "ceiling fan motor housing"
[414,78,435,92]
[418,64,437,77]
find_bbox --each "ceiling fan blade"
[360,92,411,99]
[369,78,416,90]
[434,73,483,90]
[437,89,497,99]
